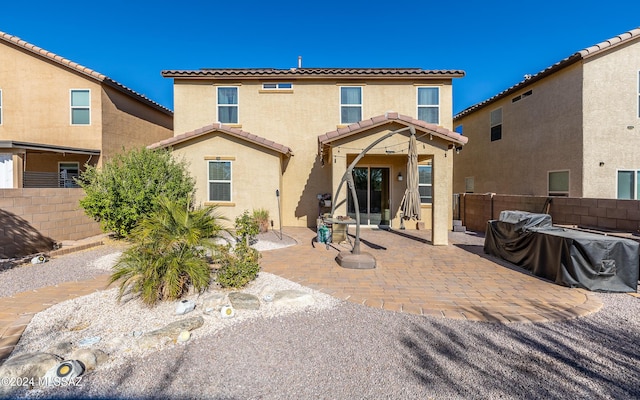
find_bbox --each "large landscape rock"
[69,348,109,371]
[272,290,316,307]
[0,352,62,395]
[201,293,226,314]
[228,292,260,310]
[138,316,204,349]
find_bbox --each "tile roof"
[318,112,468,147]
[454,27,640,120]
[162,68,465,79]
[147,122,293,156]
[0,30,172,115]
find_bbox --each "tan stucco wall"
[173,79,455,228]
[171,133,284,230]
[0,43,104,149]
[582,39,640,198]
[101,86,173,165]
[453,63,584,197]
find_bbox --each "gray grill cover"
[484,214,639,292]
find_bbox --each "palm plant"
[110,197,227,305]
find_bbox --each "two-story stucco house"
[0,31,173,189]
[152,67,467,245]
[453,27,640,200]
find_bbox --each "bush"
[110,197,227,305]
[215,240,261,289]
[235,210,260,246]
[78,147,195,237]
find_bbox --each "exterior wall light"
[397,172,403,181]
[599,161,605,167]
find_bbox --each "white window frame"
[217,86,239,124]
[418,162,433,204]
[70,89,91,125]
[262,83,293,90]
[490,107,502,141]
[548,170,570,196]
[339,86,362,124]
[58,162,80,188]
[417,86,440,124]
[616,169,640,200]
[208,160,232,202]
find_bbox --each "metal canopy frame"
[329,125,415,268]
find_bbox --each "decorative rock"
[69,348,108,371]
[202,293,226,314]
[272,290,316,307]
[138,316,204,349]
[177,330,191,343]
[228,292,260,310]
[0,353,62,395]
[175,299,196,315]
[78,336,101,347]
[220,305,235,319]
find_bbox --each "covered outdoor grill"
[484,211,639,292]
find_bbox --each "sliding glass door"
[348,167,390,226]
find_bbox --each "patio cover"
[484,212,639,292]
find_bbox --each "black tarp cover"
[485,214,639,292]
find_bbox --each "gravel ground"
[2,233,639,400]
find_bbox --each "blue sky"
[1,1,639,115]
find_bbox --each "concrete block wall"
[0,188,102,258]
[459,193,640,234]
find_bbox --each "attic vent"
[522,90,533,98]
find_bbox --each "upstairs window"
[418,162,432,204]
[262,83,292,90]
[217,87,238,124]
[490,108,502,141]
[340,86,362,124]
[548,170,569,196]
[417,87,439,124]
[70,89,90,125]
[208,160,232,202]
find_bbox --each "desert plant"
[78,147,195,237]
[235,210,260,246]
[252,208,270,233]
[110,197,227,305]
[215,240,261,288]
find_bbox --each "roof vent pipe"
[298,56,302,68]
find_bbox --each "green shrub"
[215,240,261,288]
[235,210,260,246]
[110,197,227,305]
[78,147,195,237]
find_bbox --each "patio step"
[452,220,466,232]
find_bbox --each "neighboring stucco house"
[153,67,467,245]
[0,30,173,188]
[453,27,640,199]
